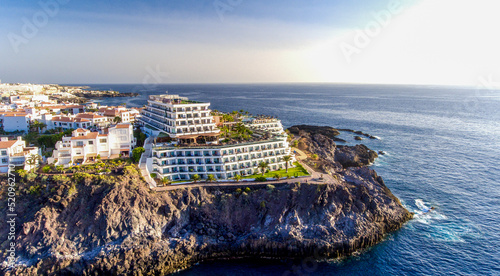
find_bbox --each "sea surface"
[72,83,500,275]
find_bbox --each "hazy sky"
[1,0,499,85]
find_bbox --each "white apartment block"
[48,123,136,166]
[0,112,30,133]
[0,137,40,173]
[98,107,141,123]
[139,94,219,140]
[243,117,285,134]
[151,135,293,181]
[44,114,93,130]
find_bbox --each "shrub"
[260,201,266,209]
[132,147,145,163]
[254,176,267,182]
[244,187,251,193]
[124,165,138,176]
[67,184,77,197]
[235,188,242,194]
[266,184,275,190]
[28,185,42,196]
[311,154,318,160]
[26,172,37,182]
[42,166,51,173]
[16,169,27,178]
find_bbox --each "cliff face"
[0,126,412,275]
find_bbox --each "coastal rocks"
[1,127,410,275]
[288,125,378,170]
[335,145,378,168]
[354,136,363,141]
[288,125,346,142]
[338,129,378,140]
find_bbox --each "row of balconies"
[155,153,220,158]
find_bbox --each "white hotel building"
[139,93,294,182]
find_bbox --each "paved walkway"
[153,160,337,192]
[139,137,156,188]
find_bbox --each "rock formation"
[0,126,411,275]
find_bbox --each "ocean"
[75,83,500,275]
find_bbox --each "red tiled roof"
[0,140,17,149]
[75,113,104,119]
[115,123,131,129]
[71,132,98,140]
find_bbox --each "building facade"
[48,123,136,166]
[150,135,292,181]
[139,94,219,140]
[140,93,294,182]
[0,137,40,173]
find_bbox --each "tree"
[207,174,216,182]
[30,120,47,133]
[283,155,292,173]
[192,174,200,183]
[132,147,145,163]
[233,174,242,182]
[161,177,170,186]
[273,172,282,181]
[258,161,269,176]
[113,116,122,124]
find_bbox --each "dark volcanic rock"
[335,145,378,168]
[288,125,345,142]
[1,126,410,275]
[354,136,363,141]
[338,128,378,139]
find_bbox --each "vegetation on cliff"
[0,125,412,275]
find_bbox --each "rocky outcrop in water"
[288,125,346,142]
[1,126,411,275]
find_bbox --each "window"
[1,158,7,163]
[88,141,94,145]
[100,138,107,143]
[120,136,127,141]
[76,141,84,147]
[0,150,7,156]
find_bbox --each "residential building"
[44,115,93,130]
[0,112,30,132]
[140,93,294,182]
[151,134,292,182]
[243,117,285,134]
[48,123,136,166]
[0,137,40,173]
[139,93,219,141]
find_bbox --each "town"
[0,82,309,186]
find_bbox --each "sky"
[0,0,499,86]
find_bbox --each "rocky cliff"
[0,126,412,275]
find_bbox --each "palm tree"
[233,174,242,182]
[192,174,200,183]
[207,174,216,182]
[283,155,292,173]
[161,177,170,186]
[113,116,122,124]
[30,120,47,133]
[258,161,269,176]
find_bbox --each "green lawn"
[242,162,309,179]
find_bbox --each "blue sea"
[75,83,500,275]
